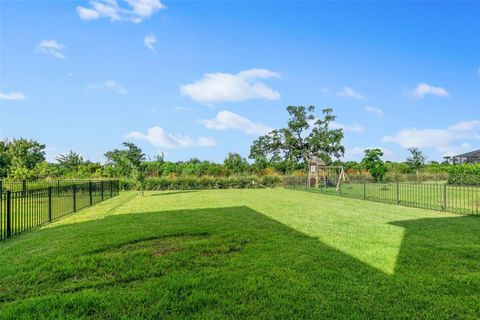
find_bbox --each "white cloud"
[382,120,480,156]
[36,39,66,59]
[0,92,26,101]
[413,83,449,98]
[330,122,364,133]
[364,106,383,116]
[337,87,365,100]
[180,68,281,104]
[77,0,165,23]
[200,111,272,135]
[320,86,330,94]
[144,34,156,52]
[344,146,394,161]
[86,80,128,95]
[126,127,215,148]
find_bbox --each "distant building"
[452,149,480,164]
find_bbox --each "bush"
[447,164,480,185]
[119,175,283,191]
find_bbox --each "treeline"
[1,106,478,188]
[0,137,472,183]
[0,139,295,181]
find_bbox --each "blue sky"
[1,0,479,163]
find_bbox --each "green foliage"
[343,161,363,171]
[119,175,282,191]
[0,138,46,179]
[406,148,426,179]
[0,136,455,183]
[362,148,387,181]
[249,106,344,169]
[223,152,249,174]
[104,142,146,178]
[56,150,85,172]
[448,163,480,185]
[0,141,10,178]
[385,162,413,175]
[406,148,426,169]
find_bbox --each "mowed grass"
[300,182,480,214]
[0,189,479,319]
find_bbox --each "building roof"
[453,149,480,158]
[309,157,326,165]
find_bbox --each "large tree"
[7,138,46,169]
[5,138,46,179]
[249,106,344,169]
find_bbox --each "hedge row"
[120,175,283,191]
[448,164,480,185]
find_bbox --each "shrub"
[447,164,480,185]
[262,167,280,176]
[119,175,283,191]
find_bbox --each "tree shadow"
[0,206,479,319]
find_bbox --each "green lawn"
[290,181,480,214]
[1,189,479,319]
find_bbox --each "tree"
[406,148,426,180]
[104,142,145,178]
[0,140,10,178]
[56,151,85,173]
[105,142,147,194]
[224,153,249,175]
[133,161,147,196]
[249,106,344,170]
[361,148,387,181]
[6,138,46,179]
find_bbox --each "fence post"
[73,184,77,212]
[48,187,52,222]
[22,180,26,192]
[0,180,2,194]
[6,191,11,238]
[89,181,93,206]
[339,180,342,196]
[396,180,400,205]
[477,183,479,215]
[110,180,113,198]
[101,181,104,201]
[363,177,366,200]
[443,183,447,211]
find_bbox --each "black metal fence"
[0,180,120,240]
[284,176,480,215]
[0,179,119,193]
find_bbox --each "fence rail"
[284,176,480,215]
[0,180,119,241]
[0,179,118,193]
